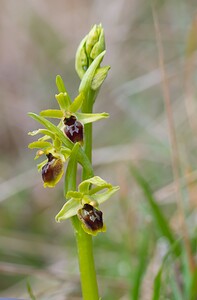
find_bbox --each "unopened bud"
[75,24,105,79]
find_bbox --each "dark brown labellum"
[42,153,63,185]
[78,203,103,231]
[63,116,83,143]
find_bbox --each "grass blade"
[131,231,150,300]
[130,165,181,256]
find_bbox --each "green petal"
[40,109,63,118]
[75,112,109,124]
[28,141,52,149]
[55,92,70,111]
[55,198,82,222]
[69,92,84,113]
[56,75,72,104]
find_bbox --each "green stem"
[74,90,99,300]
[75,220,100,300]
[65,142,99,299]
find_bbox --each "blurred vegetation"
[0,0,197,299]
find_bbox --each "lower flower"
[77,203,106,236]
[42,153,64,188]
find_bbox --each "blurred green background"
[0,0,197,299]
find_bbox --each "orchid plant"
[28,24,119,300]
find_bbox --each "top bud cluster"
[75,24,105,79]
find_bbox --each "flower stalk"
[28,24,119,299]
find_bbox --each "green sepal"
[55,198,82,222]
[78,176,120,205]
[91,66,110,91]
[55,92,70,111]
[28,113,73,149]
[40,109,63,119]
[69,93,84,113]
[79,51,106,94]
[79,176,111,193]
[75,35,88,79]
[56,75,72,104]
[28,141,52,149]
[91,185,120,204]
[75,112,109,124]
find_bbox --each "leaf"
[75,112,109,124]
[27,281,36,300]
[189,268,197,300]
[131,232,150,300]
[152,266,163,300]
[151,240,180,300]
[130,165,181,257]
[40,109,63,118]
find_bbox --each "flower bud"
[63,116,83,144]
[77,204,105,235]
[42,153,63,188]
[75,24,105,79]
